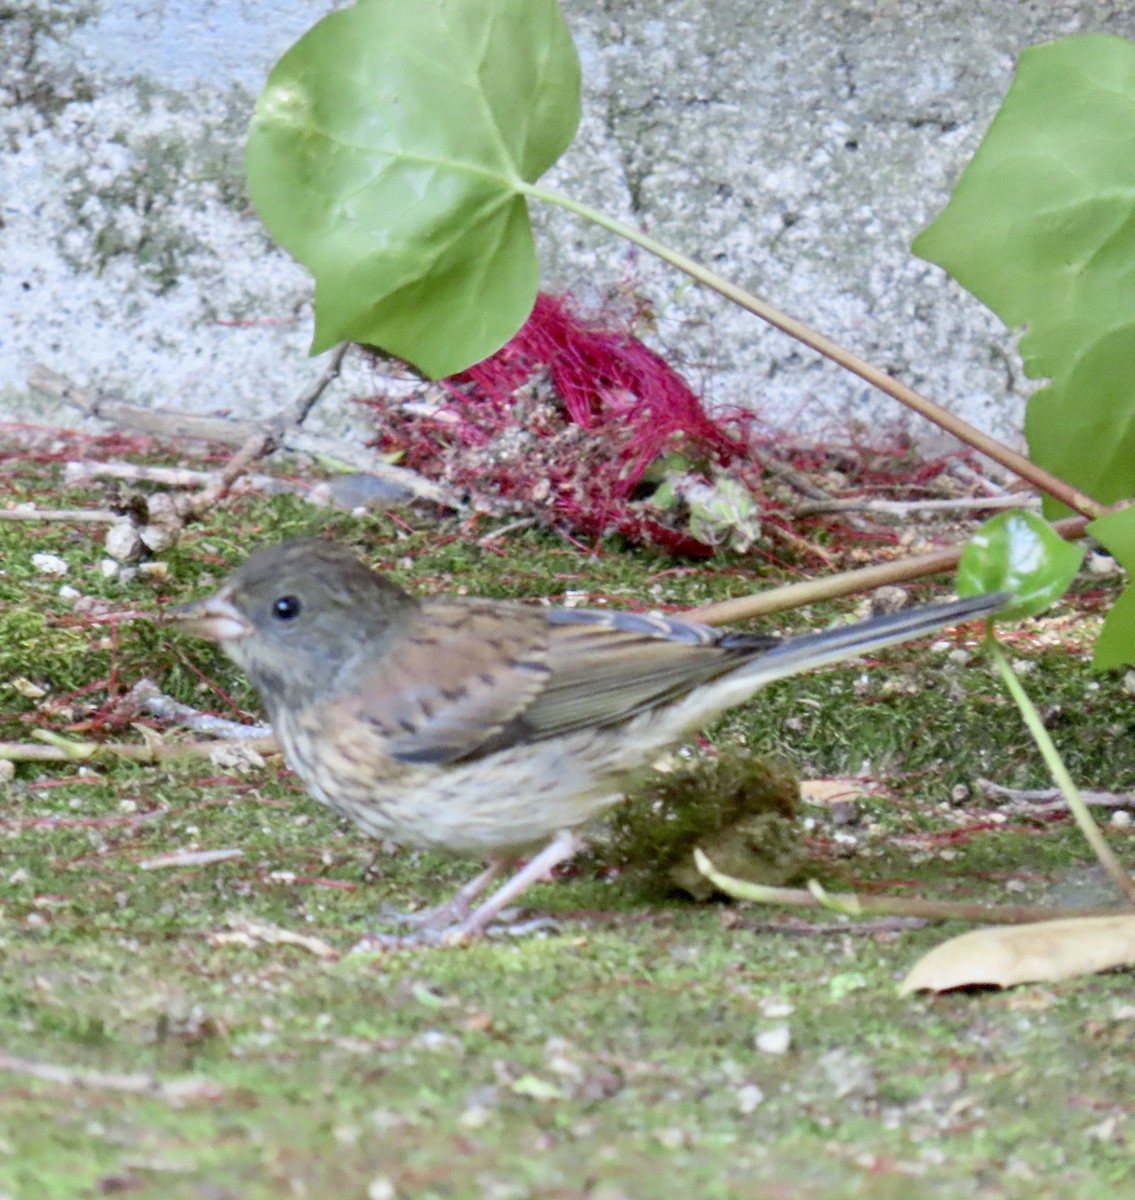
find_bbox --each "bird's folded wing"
[340,601,778,765]
[515,608,779,740]
[334,600,553,765]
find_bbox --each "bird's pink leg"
[399,859,508,929]
[446,828,584,942]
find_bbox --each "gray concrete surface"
[2,1,1132,444]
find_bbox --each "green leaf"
[1087,507,1135,667]
[956,511,1083,619]
[913,34,1135,515]
[246,0,581,378]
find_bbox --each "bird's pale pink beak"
[169,595,253,641]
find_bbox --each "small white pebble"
[366,1176,397,1200]
[105,522,143,563]
[7,868,29,885]
[57,584,80,600]
[0,760,14,785]
[1110,811,1133,828]
[1005,879,1027,894]
[458,1104,493,1130]
[139,524,178,553]
[736,1083,765,1114]
[759,998,794,1018]
[755,1025,791,1055]
[31,553,68,576]
[98,558,119,578]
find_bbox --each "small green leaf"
[1087,507,1135,668]
[913,35,1135,516]
[956,511,1083,619]
[246,0,581,378]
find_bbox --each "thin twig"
[129,679,272,739]
[187,344,351,516]
[0,1052,222,1103]
[725,915,930,935]
[29,365,261,444]
[478,517,538,545]
[211,914,339,960]
[140,848,244,870]
[979,779,1135,810]
[753,446,875,534]
[795,494,1038,517]
[66,462,213,487]
[0,507,119,523]
[0,735,278,763]
[523,183,1107,520]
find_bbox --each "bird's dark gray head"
[172,539,418,711]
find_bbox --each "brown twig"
[187,344,351,515]
[28,365,261,444]
[65,461,214,487]
[692,514,1091,625]
[525,197,1106,520]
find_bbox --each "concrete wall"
[3,1,1132,444]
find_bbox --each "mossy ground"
[1,438,1133,1199]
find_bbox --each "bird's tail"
[724,592,1008,692]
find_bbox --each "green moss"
[608,752,805,899]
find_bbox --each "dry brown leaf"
[799,778,875,806]
[900,915,1135,994]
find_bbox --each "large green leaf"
[246,0,581,378]
[1087,507,1135,668]
[913,35,1135,514]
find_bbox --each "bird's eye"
[272,595,302,621]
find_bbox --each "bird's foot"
[350,909,563,952]
[352,830,584,949]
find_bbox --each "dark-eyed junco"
[171,539,1005,941]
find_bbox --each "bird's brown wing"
[508,608,777,743]
[332,599,554,766]
[336,600,775,766]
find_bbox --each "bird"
[170,538,1006,942]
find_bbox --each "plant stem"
[521,183,1103,520]
[690,516,1089,625]
[987,635,1135,906]
[693,850,1125,925]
